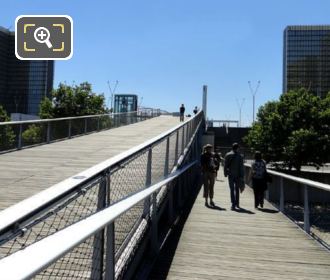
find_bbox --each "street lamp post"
[248,80,260,123]
[236,98,245,127]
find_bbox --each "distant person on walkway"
[224,143,245,210]
[201,144,217,207]
[179,104,185,122]
[251,151,267,209]
[193,106,198,115]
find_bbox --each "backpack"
[252,161,266,179]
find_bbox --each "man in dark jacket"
[224,143,245,210]
[179,104,185,122]
[201,144,217,206]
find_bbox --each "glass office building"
[0,27,54,116]
[283,25,330,98]
[114,94,138,113]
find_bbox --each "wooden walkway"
[0,116,181,211]
[149,172,330,280]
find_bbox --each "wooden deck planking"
[150,172,330,280]
[0,116,181,211]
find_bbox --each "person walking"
[193,106,198,115]
[201,144,217,207]
[179,104,185,122]
[224,143,245,210]
[251,151,267,209]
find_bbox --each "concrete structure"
[0,27,54,116]
[283,25,330,98]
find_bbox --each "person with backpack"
[224,143,245,210]
[201,144,217,206]
[251,151,268,209]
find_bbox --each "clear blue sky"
[2,0,330,125]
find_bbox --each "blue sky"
[2,0,330,125]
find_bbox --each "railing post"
[181,126,185,154]
[280,177,284,212]
[91,175,107,279]
[151,191,158,255]
[143,149,152,217]
[186,123,189,146]
[18,123,23,150]
[164,137,169,177]
[46,121,51,144]
[84,118,88,134]
[97,116,100,132]
[68,119,72,139]
[304,184,310,234]
[105,172,115,280]
[164,137,174,224]
[175,130,179,165]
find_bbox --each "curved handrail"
[0,161,197,279]
[0,111,203,234]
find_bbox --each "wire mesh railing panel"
[310,203,330,248]
[0,178,103,259]
[114,202,145,259]
[110,153,149,205]
[177,128,183,159]
[50,120,70,141]
[34,234,101,280]
[151,140,167,185]
[21,122,48,147]
[109,150,149,258]
[70,118,86,137]
[168,132,177,171]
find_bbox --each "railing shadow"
[147,182,202,280]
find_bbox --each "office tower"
[283,25,330,98]
[0,27,54,116]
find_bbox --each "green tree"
[0,105,15,150]
[39,82,107,118]
[244,89,329,170]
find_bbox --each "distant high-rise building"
[283,25,330,98]
[0,27,54,116]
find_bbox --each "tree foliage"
[0,105,15,150]
[244,89,330,170]
[40,82,107,118]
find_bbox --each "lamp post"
[236,98,245,127]
[248,80,260,123]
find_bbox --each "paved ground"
[0,116,181,210]
[149,172,330,280]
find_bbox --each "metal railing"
[0,110,160,153]
[244,164,330,249]
[0,111,204,279]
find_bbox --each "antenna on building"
[107,80,118,111]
